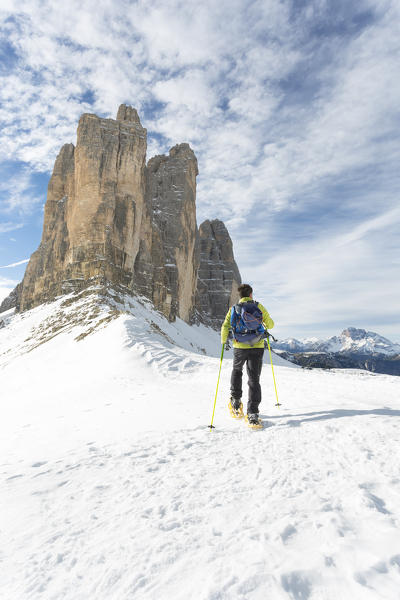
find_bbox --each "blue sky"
[0,0,399,341]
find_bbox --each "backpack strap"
[230,305,235,329]
[230,304,242,330]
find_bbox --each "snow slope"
[1,293,400,600]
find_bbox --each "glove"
[225,340,231,351]
[264,331,278,344]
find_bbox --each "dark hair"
[238,283,253,298]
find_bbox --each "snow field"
[1,296,400,599]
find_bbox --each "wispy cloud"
[0,276,18,286]
[0,258,29,268]
[238,206,400,339]
[0,164,42,214]
[337,207,400,247]
[0,275,18,303]
[1,1,398,215]
[0,222,23,233]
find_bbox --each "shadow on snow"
[260,408,400,428]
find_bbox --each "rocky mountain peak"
[341,327,367,340]
[196,219,241,328]
[273,327,400,357]
[169,143,199,171]
[116,104,141,124]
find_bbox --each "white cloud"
[0,168,42,214]
[0,276,17,287]
[0,258,29,268]
[2,0,398,218]
[236,207,400,338]
[0,222,24,233]
[154,70,217,116]
[337,207,400,247]
[0,274,18,303]
[0,288,13,303]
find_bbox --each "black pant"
[230,348,264,414]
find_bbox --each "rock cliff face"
[196,220,241,328]
[133,144,199,322]
[3,105,241,327]
[20,108,147,311]
[0,282,22,313]
[20,143,75,309]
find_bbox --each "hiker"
[221,283,274,428]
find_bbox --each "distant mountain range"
[271,328,400,376]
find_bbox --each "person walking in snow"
[221,283,274,428]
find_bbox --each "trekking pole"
[265,335,281,408]
[208,344,225,430]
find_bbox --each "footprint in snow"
[6,474,24,481]
[280,524,297,543]
[281,571,312,600]
[159,520,180,531]
[33,469,52,478]
[363,491,390,514]
[359,483,391,514]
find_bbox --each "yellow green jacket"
[221,297,274,349]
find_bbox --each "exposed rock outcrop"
[0,282,22,313]
[20,143,75,309]
[3,105,241,327]
[145,144,199,322]
[196,220,241,327]
[130,143,199,322]
[20,108,147,311]
[276,350,400,376]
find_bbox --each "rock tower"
[1,105,241,327]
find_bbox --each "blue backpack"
[230,301,265,344]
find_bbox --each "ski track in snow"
[1,295,400,599]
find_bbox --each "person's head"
[238,283,253,299]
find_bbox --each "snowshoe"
[245,413,263,430]
[228,400,244,419]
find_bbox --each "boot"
[228,398,244,419]
[245,413,263,429]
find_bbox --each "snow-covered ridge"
[272,327,400,356]
[0,288,220,372]
[0,287,295,374]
